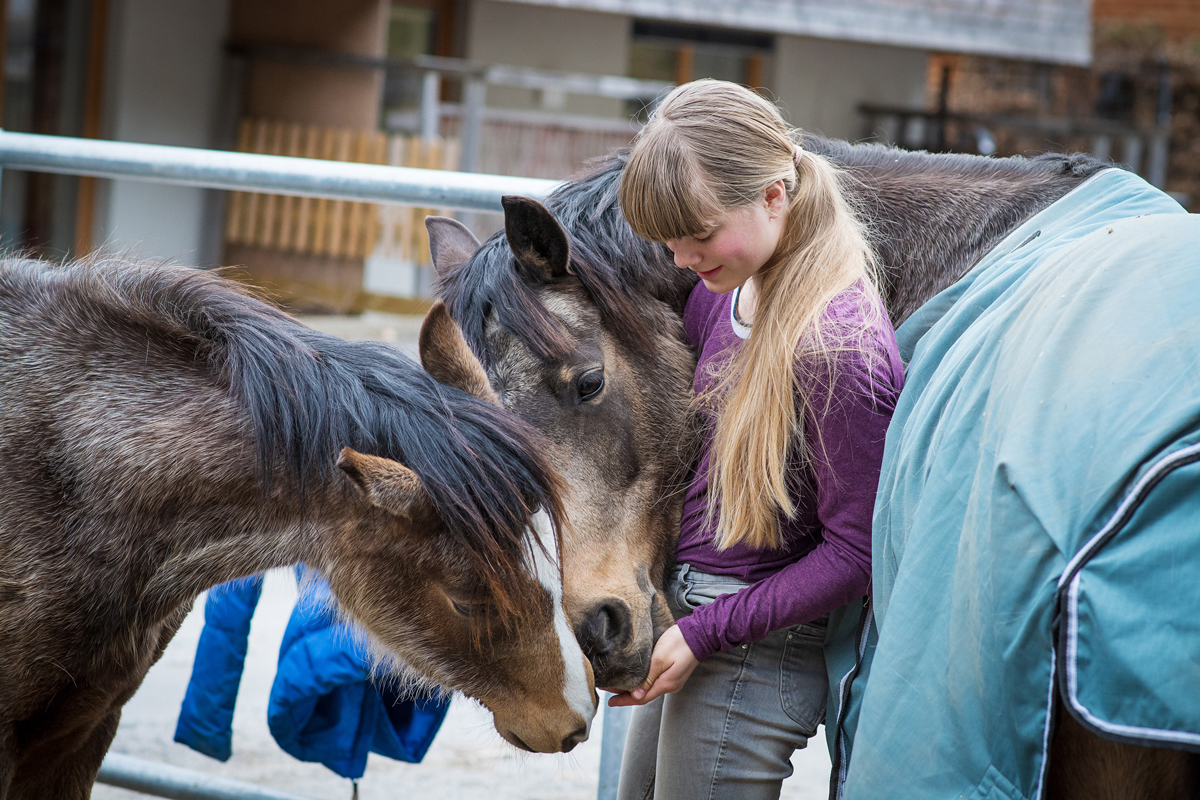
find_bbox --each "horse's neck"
[132,465,340,625]
[817,138,1098,325]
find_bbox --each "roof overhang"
[488,0,1093,66]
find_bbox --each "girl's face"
[664,180,788,294]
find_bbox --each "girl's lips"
[696,265,723,280]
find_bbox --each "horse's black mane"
[440,150,695,366]
[7,257,562,595]
[809,135,1107,182]
[440,136,1111,349]
[805,136,1111,322]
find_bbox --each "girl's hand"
[607,625,699,707]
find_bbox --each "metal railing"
[98,754,317,800]
[232,46,670,173]
[0,130,560,213]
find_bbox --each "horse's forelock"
[411,389,568,627]
[439,153,690,370]
[440,237,576,367]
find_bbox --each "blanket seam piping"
[1058,440,1200,749]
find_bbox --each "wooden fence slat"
[388,134,410,262]
[312,129,337,255]
[244,121,271,248]
[326,130,352,257]
[401,135,424,264]
[225,120,254,245]
[294,126,319,253]
[258,121,285,249]
[277,123,303,250]
[345,131,370,259]
[361,132,387,259]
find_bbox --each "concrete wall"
[96,0,231,264]
[464,1,926,136]
[772,35,927,141]
[465,0,630,118]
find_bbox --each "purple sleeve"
[676,334,901,662]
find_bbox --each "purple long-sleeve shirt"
[675,281,906,662]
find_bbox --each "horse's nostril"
[577,598,633,657]
[509,732,535,753]
[561,724,588,752]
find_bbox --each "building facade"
[0,0,1093,308]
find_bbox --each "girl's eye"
[578,369,605,401]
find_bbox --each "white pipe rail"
[97,753,318,800]
[0,130,561,212]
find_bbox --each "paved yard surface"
[94,313,833,800]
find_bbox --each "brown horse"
[430,140,1199,798]
[0,257,595,799]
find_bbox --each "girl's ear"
[764,179,788,217]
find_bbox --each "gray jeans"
[616,564,829,800]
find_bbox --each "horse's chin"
[592,589,674,691]
[593,655,652,693]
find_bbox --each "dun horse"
[430,141,1199,797]
[0,258,595,799]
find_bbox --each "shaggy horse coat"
[0,258,593,798]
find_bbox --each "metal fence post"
[1122,134,1144,176]
[597,699,632,800]
[420,71,442,141]
[1148,131,1170,189]
[460,76,487,174]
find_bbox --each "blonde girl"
[607,80,906,799]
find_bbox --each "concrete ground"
[94,313,833,800]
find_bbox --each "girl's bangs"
[621,133,721,243]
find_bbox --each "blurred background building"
[0,0,1193,312]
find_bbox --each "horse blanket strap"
[842,168,1198,800]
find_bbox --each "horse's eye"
[447,597,472,616]
[577,369,605,401]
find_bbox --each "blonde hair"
[620,79,879,551]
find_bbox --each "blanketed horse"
[0,258,594,799]
[430,140,1199,797]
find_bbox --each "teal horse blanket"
[841,168,1200,799]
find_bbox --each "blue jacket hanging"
[175,568,450,779]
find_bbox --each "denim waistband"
[669,562,752,589]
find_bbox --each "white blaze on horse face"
[531,509,596,734]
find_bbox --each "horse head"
[326,303,596,752]
[428,169,698,690]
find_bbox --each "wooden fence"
[224,120,459,266]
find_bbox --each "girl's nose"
[673,248,701,269]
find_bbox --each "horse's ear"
[337,448,430,520]
[502,195,572,284]
[419,300,500,406]
[425,216,480,277]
